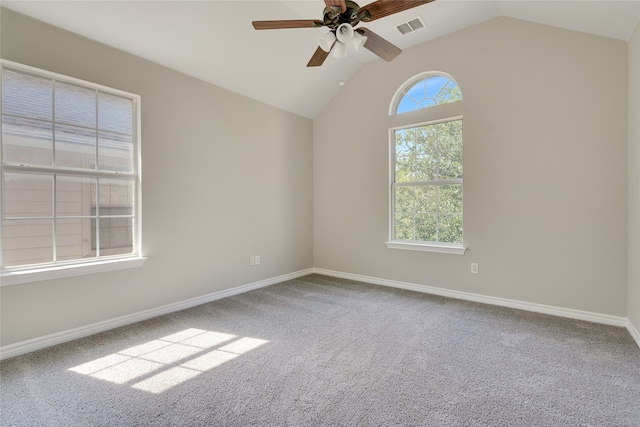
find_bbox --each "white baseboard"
[312,268,634,333]
[627,319,640,349]
[0,268,313,361]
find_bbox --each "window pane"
[413,155,437,182]
[395,186,414,213]
[98,131,133,172]
[1,219,54,267]
[438,150,463,180]
[56,82,96,127]
[98,92,132,135]
[414,126,438,156]
[437,120,462,152]
[395,130,413,156]
[395,155,414,183]
[1,172,53,218]
[435,81,462,104]
[94,177,134,257]
[405,81,425,102]
[94,217,134,256]
[57,218,95,261]
[439,184,463,214]
[2,69,52,121]
[438,214,463,244]
[2,115,53,166]
[396,97,416,114]
[98,178,134,214]
[394,213,413,240]
[414,214,437,242]
[56,176,96,217]
[426,76,449,99]
[414,186,437,213]
[55,124,97,169]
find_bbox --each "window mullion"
[96,177,100,258]
[52,81,57,263]
[52,79,57,168]
[395,179,461,187]
[94,89,99,172]
[53,174,58,263]
[435,185,440,243]
[94,90,100,259]
[411,185,417,240]
[0,163,134,179]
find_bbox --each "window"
[388,72,465,254]
[1,60,144,285]
[391,74,461,115]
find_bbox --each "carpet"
[1,274,639,426]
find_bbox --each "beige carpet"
[1,274,639,426]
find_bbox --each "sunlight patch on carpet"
[69,328,268,393]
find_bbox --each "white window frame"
[386,72,466,255]
[0,60,145,286]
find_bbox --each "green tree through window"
[393,119,463,243]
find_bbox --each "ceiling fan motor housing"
[323,1,364,30]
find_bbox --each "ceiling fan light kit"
[336,22,354,42]
[332,41,348,58]
[320,23,367,57]
[252,0,435,67]
[319,32,337,52]
[351,30,367,51]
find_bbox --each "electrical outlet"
[250,256,255,266]
[471,262,479,274]
[255,255,261,265]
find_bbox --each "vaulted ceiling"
[3,1,639,119]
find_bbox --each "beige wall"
[629,21,640,331]
[0,9,314,346]
[314,17,629,316]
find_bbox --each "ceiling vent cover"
[396,16,426,35]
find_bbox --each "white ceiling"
[3,1,639,119]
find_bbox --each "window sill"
[1,256,147,286]
[386,241,467,255]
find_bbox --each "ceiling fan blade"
[356,28,402,62]
[324,0,347,13]
[252,20,324,30]
[307,46,332,67]
[359,0,435,22]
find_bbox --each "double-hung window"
[387,72,465,254]
[0,60,144,285]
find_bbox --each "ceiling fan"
[252,0,435,67]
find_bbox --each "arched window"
[390,72,462,115]
[387,72,465,254]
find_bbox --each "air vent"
[396,16,426,35]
